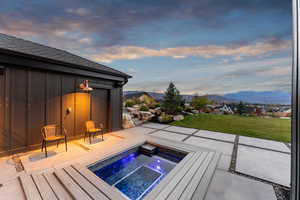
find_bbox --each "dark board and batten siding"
[0,66,123,155]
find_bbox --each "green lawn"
[170,113,291,143]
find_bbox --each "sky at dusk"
[0,0,293,95]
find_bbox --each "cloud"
[78,37,92,44]
[66,8,90,16]
[90,38,291,63]
[256,66,291,76]
[0,0,292,48]
[217,57,291,79]
[125,56,292,94]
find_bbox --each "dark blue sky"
[0,0,293,94]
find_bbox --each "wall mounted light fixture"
[79,80,93,92]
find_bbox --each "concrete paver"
[195,130,236,142]
[150,130,188,141]
[141,122,170,129]
[236,145,291,187]
[239,136,290,153]
[164,126,197,135]
[184,136,234,156]
[205,170,277,200]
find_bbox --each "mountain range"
[223,90,291,105]
[124,90,291,105]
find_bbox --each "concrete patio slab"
[0,156,18,183]
[205,170,276,200]
[164,126,197,135]
[195,130,236,142]
[75,134,122,150]
[239,136,290,153]
[19,133,133,173]
[217,154,231,170]
[150,130,188,141]
[141,122,170,129]
[20,141,88,173]
[236,145,291,187]
[122,126,155,134]
[184,137,234,156]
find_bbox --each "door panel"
[10,68,27,149]
[28,70,46,145]
[75,92,90,136]
[91,89,108,132]
[46,73,61,125]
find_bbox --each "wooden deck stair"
[18,164,126,200]
[144,151,221,200]
[18,151,220,200]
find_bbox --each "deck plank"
[72,163,126,200]
[191,152,221,200]
[64,166,109,200]
[43,172,73,200]
[155,152,204,200]
[54,169,92,200]
[166,152,211,200]
[178,152,215,200]
[31,173,58,200]
[144,152,195,200]
[19,172,42,200]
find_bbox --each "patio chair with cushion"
[41,124,67,157]
[84,121,104,144]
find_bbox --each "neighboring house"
[214,104,235,114]
[254,107,266,116]
[273,108,292,118]
[283,108,292,113]
[124,91,157,105]
[0,33,131,156]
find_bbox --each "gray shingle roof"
[0,33,131,78]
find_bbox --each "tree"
[191,97,211,110]
[237,101,246,115]
[162,82,182,114]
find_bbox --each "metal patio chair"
[41,124,67,157]
[84,121,104,144]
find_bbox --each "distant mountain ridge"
[124,90,291,105]
[224,90,291,105]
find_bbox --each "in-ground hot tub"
[88,144,187,200]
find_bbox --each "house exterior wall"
[0,66,123,155]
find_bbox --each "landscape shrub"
[159,114,173,123]
[125,100,135,107]
[184,107,193,113]
[149,103,160,109]
[140,105,149,111]
[176,106,183,113]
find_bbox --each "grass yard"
[170,113,291,143]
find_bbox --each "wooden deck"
[18,151,220,200]
[144,151,220,200]
[19,163,126,200]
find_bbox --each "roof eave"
[0,48,132,79]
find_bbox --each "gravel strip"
[229,135,239,171]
